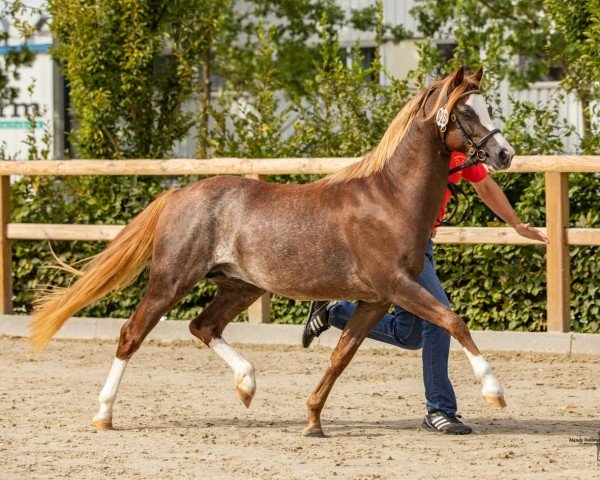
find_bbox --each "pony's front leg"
[384,274,506,409]
[304,301,390,437]
[463,348,505,408]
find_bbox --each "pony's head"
[426,66,514,171]
[327,66,514,184]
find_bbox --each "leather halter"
[424,88,502,228]
[434,90,502,175]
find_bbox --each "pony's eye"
[460,109,473,119]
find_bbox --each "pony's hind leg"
[92,294,165,430]
[93,256,207,430]
[189,279,265,408]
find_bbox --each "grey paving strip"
[1,314,598,355]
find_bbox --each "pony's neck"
[379,118,451,227]
[390,117,447,168]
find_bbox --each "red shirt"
[434,152,488,229]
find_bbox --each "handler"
[302,151,549,435]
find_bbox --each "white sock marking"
[93,358,128,424]
[466,94,514,155]
[463,348,504,398]
[209,338,256,397]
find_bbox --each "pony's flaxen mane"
[327,69,480,183]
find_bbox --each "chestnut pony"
[31,67,514,437]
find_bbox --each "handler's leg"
[415,243,457,414]
[329,301,423,350]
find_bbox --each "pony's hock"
[31,67,513,435]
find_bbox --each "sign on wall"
[0,47,54,160]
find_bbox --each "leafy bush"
[10,2,599,332]
[435,103,599,333]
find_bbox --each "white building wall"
[0,10,55,159]
[336,0,586,153]
[0,53,55,160]
[337,0,421,45]
[497,81,583,153]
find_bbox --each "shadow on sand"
[118,416,600,437]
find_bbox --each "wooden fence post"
[545,172,570,332]
[247,294,271,324]
[245,173,271,323]
[0,175,12,314]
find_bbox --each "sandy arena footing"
[1,336,599,479]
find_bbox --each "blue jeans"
[329,240,457,414]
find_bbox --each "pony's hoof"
[236,387,253,408]
[484,395,507,409]
[302,427,326,438]
[92,419,113,430]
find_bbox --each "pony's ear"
[452,66,466,89]
[473,66,484,84]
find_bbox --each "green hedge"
[11,170,599,332]
[437,172,599,333]
[11,8,598,332]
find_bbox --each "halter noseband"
[434,90,502,174]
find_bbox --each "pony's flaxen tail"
[29,189,176,353]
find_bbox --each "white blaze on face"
[463,348,504,397]
[94,358,128,424]
[466,94,514,155]
[209,337,256,398]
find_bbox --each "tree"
[49,0,227,159]
[545,0,600,152]
[194,0,410,157]
[412,0,600,152]
[48,0,407,158]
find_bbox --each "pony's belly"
[210,264,376,300]
[250,274,380,303]
[268,287,381,303]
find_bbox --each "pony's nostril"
[499,149,512,164]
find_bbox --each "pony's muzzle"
[487,145,514,171]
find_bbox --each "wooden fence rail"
[0,156,598,332]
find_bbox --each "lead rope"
[434,182,471,228]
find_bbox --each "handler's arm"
[471,176,549,243]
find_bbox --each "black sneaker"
[301,301,333,348]
[422,410,473,435]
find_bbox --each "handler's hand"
[515,222,549,243]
